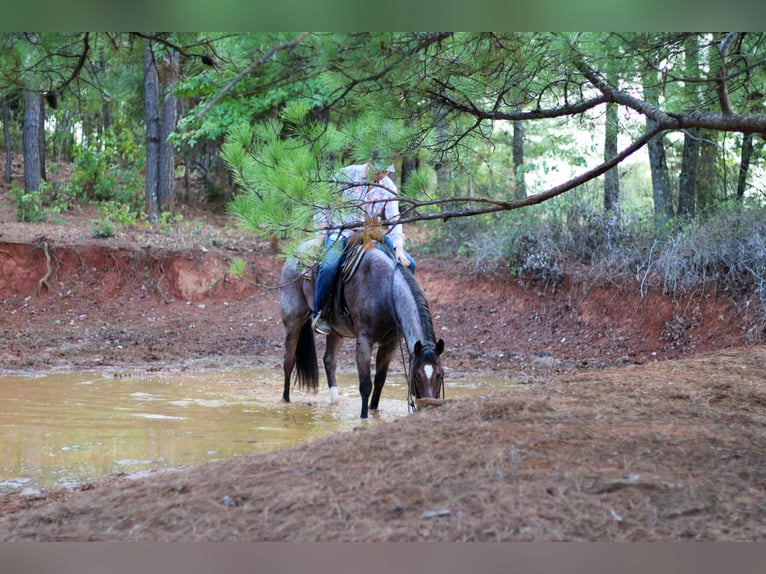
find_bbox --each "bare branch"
[52,32,89,98]
[567,39,766,135]
[713,32,743,116]
[386,126,664,225]
[430,91,608,122]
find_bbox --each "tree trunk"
[144,41,161,221]
[158,49,179,212]
[697,130,718,213]
[643,67,673,227]
[431,102,452,193]
[677,129,700,217]
[603,102,620,215]
[22,90,44,193]
[144,40,179,221]
[512,120,526,200]
[39,96,46,183]
[2,96,11,183]
[736,132,753,200]
[646,128,673,226]
[678,35,701,218]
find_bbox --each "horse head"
[409,339,445,399]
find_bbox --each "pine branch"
[194,32,311,121]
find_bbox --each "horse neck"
[391,266,436,354]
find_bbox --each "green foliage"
[157,211,184,234]
[65,127,144,209]
[99,201,143,226]
[223,103,350,244]
[174,33,312,148]
[90,219,115,238]
[10,183,46,222]
[228,257,246,279]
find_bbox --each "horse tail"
[294,319,319,392]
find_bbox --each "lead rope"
[399,336,417,413]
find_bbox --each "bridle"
[400,337,444,414]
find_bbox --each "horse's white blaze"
[329,386,340,404]
[424,365,433,382]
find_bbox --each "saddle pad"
[341,243,365,283]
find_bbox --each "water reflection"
[0,367,509,493]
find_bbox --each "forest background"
[2,32,766,338]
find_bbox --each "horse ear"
[436,339,445,355]
[414,341,423,356]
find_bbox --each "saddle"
[317,235,398,338]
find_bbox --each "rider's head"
[368,151,395,182]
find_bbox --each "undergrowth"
[421,197,766,341]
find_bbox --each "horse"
[279,239,445,419]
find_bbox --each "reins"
[399,336,417,413]
[391,259,443,413]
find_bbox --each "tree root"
[33,239,53,296]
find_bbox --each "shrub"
[228,257,246,279]
[64,126,144,210]
[90,219,115,238]
[656,202,766,298]
[10,183,46,222]
[99,201,143,226]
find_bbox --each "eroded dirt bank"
[0,236,754,374]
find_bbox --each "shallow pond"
[0,367,511,494]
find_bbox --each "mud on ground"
[0,181,764,541]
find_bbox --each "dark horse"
[280,240,445,418]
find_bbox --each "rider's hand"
[395,245,409,267]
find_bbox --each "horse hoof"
[281,397,290,404]
[329,387,340,404]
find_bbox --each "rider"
[311,154,416,335]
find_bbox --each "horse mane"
[393,264,437,351]
[345,217,386,252]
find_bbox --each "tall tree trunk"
[678,36,701,218]
[643,67,673,227]
[603,101,620,215]
[736,132,753,200]
[38,96,46,183]
[647,130,673,226]
[22,90,44,193]
[677,129,700,217]
[158,49,179,212]
[697,130,719,213]
[144,41,161,221]
[2,96,11,183]
[431,102,452,193]
[512,120,526,200]
[144,40,179,220]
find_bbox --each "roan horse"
[280,239,445,419]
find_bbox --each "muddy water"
[0,368,510,494]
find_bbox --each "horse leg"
[355,336,374,419]
[282,324,301,403]
[323,333,344,404]
[370,340,397,411]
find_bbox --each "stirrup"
[312,314,332,335]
